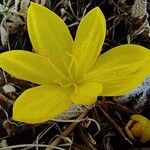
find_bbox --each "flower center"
[53,52,84,90]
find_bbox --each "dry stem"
[45,109,89,150]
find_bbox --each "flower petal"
[125,115,150,143]
[85,44,150,96]
[13,85,72,124]
[130,115,150,142]
[72,7,106,76]
[71,82,102,105]
[140,122,150,143]
[27,2,73,73]
[0,50,68,85]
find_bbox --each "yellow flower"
[0,2,150,124]
[125,115,150,143]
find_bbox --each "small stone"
[114,75,150,110]
[2,84,16,93]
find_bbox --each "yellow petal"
[131,115,150,125]
[131,123,143,138]
[13,85,72,124]
[0,50,68,85]
[71,82,102,105]
[72,7,106,77]
[125,120,135,139]
[85,44,150,96]
[141,123,150,143]
[130,115,150,143]
[125,115,150,143]
[27,2,73,74]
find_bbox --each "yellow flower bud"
[125,114,150,143]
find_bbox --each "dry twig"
[45,109,89,150]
